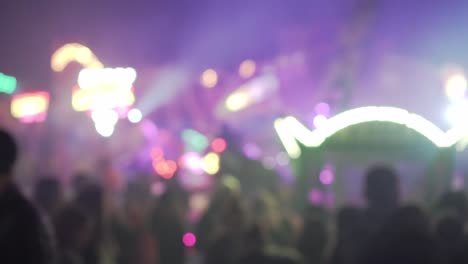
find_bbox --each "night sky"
[2,0,468,91]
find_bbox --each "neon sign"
[51,43,103,72]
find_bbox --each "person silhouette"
[0,129,55,263]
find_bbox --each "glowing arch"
[275,106,468,159]
[51,43,103,72]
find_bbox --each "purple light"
[151,182,166,196]
[314,102,330,116]
[319,168,334,185]
[308,188,323,205]
[313,115,328,128]
[242,143,262,160]
[183,232,197,247]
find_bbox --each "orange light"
[200,69,218,88]
[239,59,256,79]
[153,160,177,179]
[11,92,50,123]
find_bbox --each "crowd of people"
[1,128,468,264]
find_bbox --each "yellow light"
[51,43,103,72]
[200,69,218,88]
[72,85,135,111]
[225,91,250,112]
[445,74,467,101]
[275,106,466,158]
[11,92,50,121]
[239,59,256,79]
[202,152,220,175]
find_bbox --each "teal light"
[0,73,17,94]
[182,129,209,152]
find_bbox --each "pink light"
[179,153,203,174]
[313,114,328,128]
[242,143,262,160]
[153,160,177,179]
[308,188,323,205]
[151,148,164,161]
[314,102,330,116]
[319,168,334,185]
[211,138,227,153]
[151,182,166,196]
[182,232,197,247]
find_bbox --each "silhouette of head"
[438,191,468,220]
[54,205,91,250]
[34,177,61,214]
[0,129,17,177]
[364,165,399,209]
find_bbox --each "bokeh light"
[275,152,290,166]
[308,188,323,205]
[225,91,250,112]
[202,152,220,175]
[78,67,137,90]
[182,232,197,247]
[153,160,177,179]
[262,156,276,170]
[200,69,218,88]
[150,182,167,196]
[94,123,115,137]
[0,73,17,94]
[319,168,334,185]
[11,92,50,123]
[179,152,203,174]
[211,138,227,153]
[182,129,209,152]
[242,143,262,160]
[128,108,143,123]
[313,114,328,128]
[239,59,256,79]
[445,74,467,101]
[314,102,330,116]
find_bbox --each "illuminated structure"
[0,73,17,94]
[275,106,462,208]
[11,92,50,123]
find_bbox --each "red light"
[211,138,227,153]
[153,160,177,179]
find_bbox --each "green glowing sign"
[0,73,17,94]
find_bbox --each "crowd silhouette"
[1,128,468,264]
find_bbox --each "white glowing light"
[78,67,137,90]
[275,106,466,158]
[51,43,103,72]
[95,123,115,137]
[91,108,119,137]
[128,108,143,123]
[445,74,467,101]
[446,100,468,127]
[224,73,279,112]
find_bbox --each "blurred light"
[221,174,241,191]
[91,108,119,125]
[189,193,210,213]
[308,188,323,205]
[182,233,197,247]
[200,69,218,88]
[224,73,279,112]
[446,100,468,127]
[275,106,458,158]
[95,123,115,137]
[151,148,164,161]
[150,182,166,196]
[262,156,276,170]
[211,138,227,153]
[72,85,135,111]
[182,129,209,152]
[153,160,177,179]
[78,67,137,90]
[179,172,213,191]
[314,102,330,116]
[239,59,256,79]
[0,73,17,94]
[179,152,203,174]
[319,168,334,185]
[51,43,103,72]
[313,115,328,128]
[275,152,289,166]
[445,74,467,101]
[202,152,220,175]
[11,92,50,123]
[128,108,143,123]
[242,143,262,160]
[225,91,250,112]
